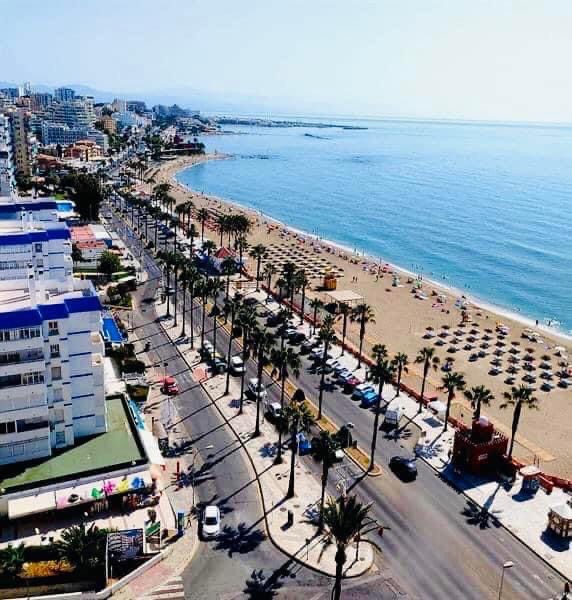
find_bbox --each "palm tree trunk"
[369,381,384,471]
[318,460,328,531]
[256,258,261,291]
[189,287,195,348]
[397,365,402,397]
[224,307,234,395]
[274,376,286,464]
[287,427,298,498]
[318,342,329,420]
[332,547,346,600]
[239,370,246,414]
[173,267,179,327]
[253,355,264,437]
[213,309,218,351]
[418,364,428,414]
[313,306,318,335]
[300,284,306,325]
[341,311,348,356]
[474,399,481,421]
[165,269,171,318]
[200,296,207,347]
[508,402,522,460]
[443,390,454,432]
[181,284,187,337]
[357,329,364,368]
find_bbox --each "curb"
[156,315,373,581]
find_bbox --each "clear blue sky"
[1,0,572,121]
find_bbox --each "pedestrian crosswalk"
[145,575,186,600]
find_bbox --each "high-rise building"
[8,108,36,178]
[111,98,127,113]
[40,122,108,151]
[54,87,76,102]
[0,88,19,100]
[30,93,53,113]
[127,100,147,113]
[0,115,15,196]
[50,97,95,128]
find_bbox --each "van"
[384,401,404,428]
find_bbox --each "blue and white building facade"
[0,277,106,466]
[0,113,15,197]
[0,220,73,281]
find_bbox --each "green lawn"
[0,397,144,492]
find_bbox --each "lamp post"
[498,561,514,600]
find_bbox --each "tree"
[281,261,297,315]
[415,346,440,414]
[235,234,250,270]
[317,315,336,420]
[313,431,338,531]
[251,327,275,437]
[350,303,375,369]
[62,172,104,221]
[0,542,25,579]
[440,371,466,432]
[224,293,242,395]
[338,302,350,355]
[369,347,394,471]
[202,239,216,257]
[71,243,83,263]
[262,262,276,292]
[249,244,268,291]
[392,352,409,397]
[500,385,539,460]
[282,401,314,498]
[236,303,258,413]
[98,250,121,281]
[464,385,494,421]
[180,263,201,343]
[322,495,372,600]
[220,256,237,302]
[309,297,323,336]
[296,270,310,325]
[196,207,210,241]
[210,277,225,352]
[270,346,301,463]
[55,522,107,573]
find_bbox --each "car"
[200,340,214,360]
[247,378,267,399]
[389,456,418,481]
[300,339,318,354]
[211,354,227,374]
[229,355,246,375]
[317,357,340,374]
[266,314,282,327]
[343,375,362,392]
[310,346,332,362]
[351,383,375,401]
[360,388,379,408]
[333,362,348,376]
[336,368,352,383]
[243,297,258,306]
[285,327,298,339]
[265,402,282,420]
[288,331,306,345]
[161,376,179,395]
[201,505,221,538]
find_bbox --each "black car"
[266,313,282,327]
[243,297,258,306]
[288,331,306,344]
[389,456,417,481]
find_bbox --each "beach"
[151,154,572,478]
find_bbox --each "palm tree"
[251,326,275,437]
[235,234,249,269]
[350,303,375,369]
[369,347,395,471]
[202,239,217,257]
[464,385,494,421]
[187,223,198,254]
[392,352,409,397]
[220,256,237,302]
[296,270,310,325]
[281,261,297,315]
[262,262,276,293]
[210,277,225,352]
[338,302,350,355]
[196,207,210,241]
[500,385,539,460]
[309,297,323,336]
[440,371,466,432]
[0,542,25,579]
[322,495,372,600]
[317,315,336,420]
[270,347,301,463]
[55,522,107,573]
[197,277,211,347]
[224,294,243,395]
[180,263,201,341]
[236,303,258,413]
[313,430,338,531]
[283,401,314,498]
[216,213,229,246]
[158,251,177,318]
[249,244,268,291]
[171,252,185,328]
[415,346,440,413]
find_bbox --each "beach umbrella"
[525,347,535,354]
[511,340,520,346]
[541,354,551,361]
[524,354,534,361]
[442,324,451,330]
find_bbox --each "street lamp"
[498,561,514,600]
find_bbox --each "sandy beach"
[150,154,572,478]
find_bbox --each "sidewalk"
[154,297,375,579]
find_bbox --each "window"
[50,343,60,358]
[34,243,42,253]
[0,421,16,435]
[16,417,48,432]
[21,371,44,385]
[53,409,65,423]
[48,321,59,336]
[55,431,65,445]
[53,387,63,401]
[51,366,62,381]
[36,258,44,268]
[12,443,25,456]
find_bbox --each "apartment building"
[0,114,15,196]
[54,87,75,102]
[0,219,73,281]
[9,108,36,178]
[0,276,106,466]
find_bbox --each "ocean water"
[177,118,572,335]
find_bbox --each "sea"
[176,117,572,336]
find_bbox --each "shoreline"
[174,158,572,344]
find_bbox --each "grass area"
[53,193,67,200]
[0,397,144,492]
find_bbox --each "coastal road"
[107,199,566,599]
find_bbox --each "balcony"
[0,358,46,378]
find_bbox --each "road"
[106,198,566,599]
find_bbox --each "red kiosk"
[452,417,508,474]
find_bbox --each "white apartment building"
[0,114,15,197]
[0,218,73,281]
[0,197,64,223]
[0,277,106,466]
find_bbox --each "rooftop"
[0,395,146,494]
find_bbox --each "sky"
[1,0,572,122]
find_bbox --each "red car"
[161,376,179,395]
[343,376,362,393]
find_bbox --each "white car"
[310,346,332,362]
[248,378,267,399]
[230,355,245,375]
[202,505,221,538]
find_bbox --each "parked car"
[266,313,282,327]
[211,352,227,374]
[288,331,306,345]
[389,456,418,481]
[161,376,179,395]
[201,505,221,538]
[265,401,282,421]
[360,388,379,408]
[336,369,352,383]
[243,297,258,306]
[300,339,318,354]
[247,378,267,399]
[229,355,246,375]
[343,375,362,393]
[310,346,332,362]
[200,341,214,360]
[351,383,375,401]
